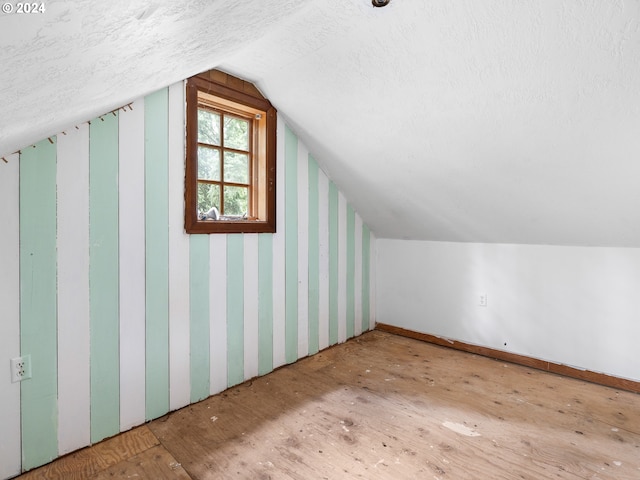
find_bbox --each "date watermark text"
[2,2,46,14]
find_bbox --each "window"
[185,70,277,234]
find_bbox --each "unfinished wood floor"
[17,331,640,479]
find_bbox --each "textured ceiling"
[0,0,314,157]
[2,0,640,246]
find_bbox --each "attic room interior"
[1,0,639,478]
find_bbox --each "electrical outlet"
[479,293,487,307]
[10,355,32,383]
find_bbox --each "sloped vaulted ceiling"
[2,0,640,247]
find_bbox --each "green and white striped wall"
[0,82,376,478]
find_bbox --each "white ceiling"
[2,0,640,246]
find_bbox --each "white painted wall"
[377,239,640,382]
[0,153,21,479]
[57,124,91,454]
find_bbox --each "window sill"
[185,219,276,235]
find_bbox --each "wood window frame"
[185,70,277,234]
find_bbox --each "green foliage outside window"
[197,108,251,217]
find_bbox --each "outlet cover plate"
[479,293,488,307]
[10,355,32,383]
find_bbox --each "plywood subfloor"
[15,331,640,479]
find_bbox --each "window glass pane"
[197,182,220,219]
[223,116,249,151]
[198,147,220,181]
[223,151,249,184]
[223,186,248,216]
[198,109,220,146]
